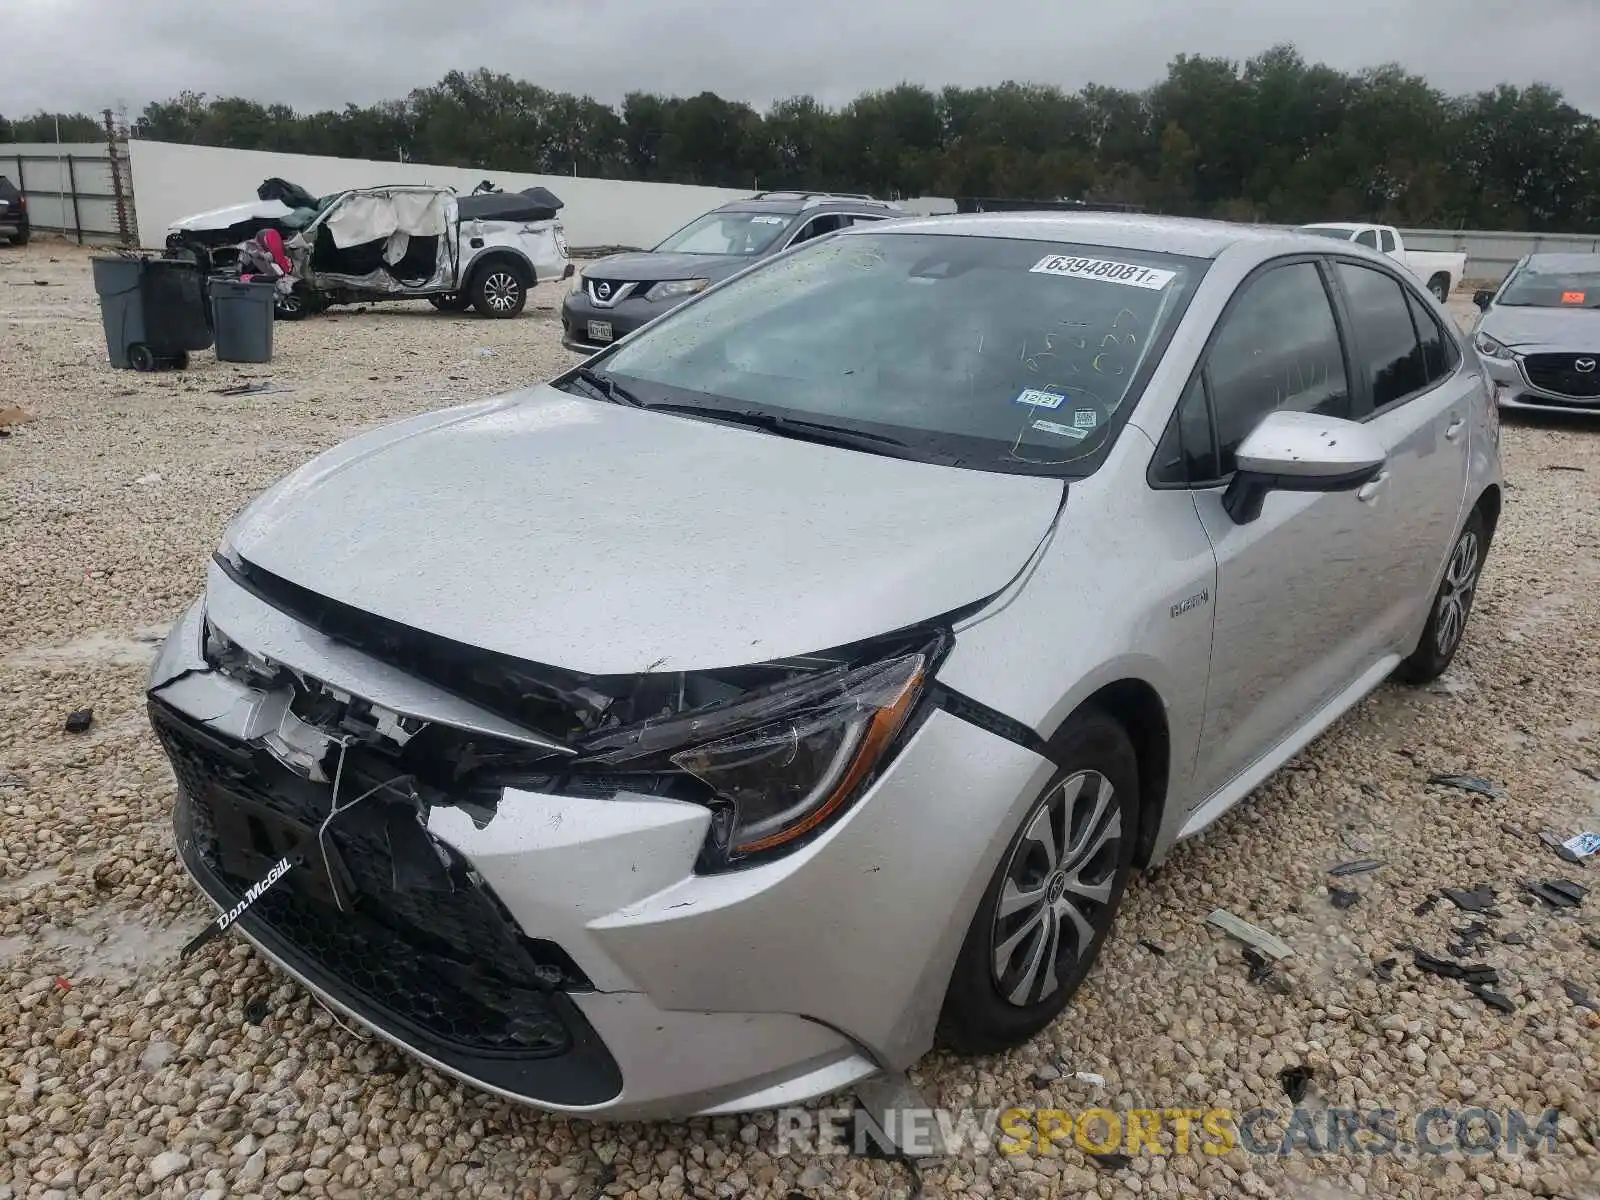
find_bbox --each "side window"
[1379,228,1397,253]
[1152,375,1220,484]
[1354,228,1379,250]
[789,214,847,245]
[1334,262,1429,408]
[1206,261,1350,475]
[1405,287,1457,383]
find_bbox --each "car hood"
[226,386,1065,675]
[1481,306,1600,350]
[583,251,751,283]
[169,199,294,234]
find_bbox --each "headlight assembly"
[648,278,710,302]
[670,653,926,857]
[1473,330,1513,360]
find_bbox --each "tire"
[275,292,308,321]
[1428,275,1450,304]
[13,229,28,247]
[1395,508,1488,684]
[428,293,471,312]
[938,707,1139,1055]
[470,261,529,318]
[128,343,157,372]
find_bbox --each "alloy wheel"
[1435,528,1480,656]
[481,272,521,313]
[990,770,1123,1007]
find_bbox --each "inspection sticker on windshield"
[1032,418,1089,441]
[1030,255,1176,290]
[750,215,787,224]
[1014,387,1067,409]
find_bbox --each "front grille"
[586,279,640,304]
[1524,353,1600,398]
[154,699,571,1057]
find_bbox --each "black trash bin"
[91,255,213,371]
[210,279,277,363]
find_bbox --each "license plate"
[587,320,613,343]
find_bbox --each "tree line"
[4,45,1598,231]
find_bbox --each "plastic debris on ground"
[63,708,94,734]
[1560,979,1597,1010]
[1373,957,1399,982]
[1074,1071,1106,1088]
[1469,985,1517,1014]
[1138,939,1168,956]
[1088,1153,1133,1171]
[1279,1065,1314,1103]
[244,997,270,1024]
[1543,464,1586,472]
[1328,858,1385,877]
[213,381,291,396]
[1441,885,1498,913]
[1525,879,1587,909]
[1205,909,1294,959]
[1414,894,1440,916]
[1328,887,1360,909]
[1427,774,1506,799]
[1413,950,1499,986]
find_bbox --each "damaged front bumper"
[149,574,1055,1119]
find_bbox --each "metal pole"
[67,155,83,244]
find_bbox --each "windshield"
[597,232,1202,474]
[1297,226,1356,241]
[653,210,792,256]
[1496,262,1600,308]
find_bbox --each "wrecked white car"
[166,181,573,319]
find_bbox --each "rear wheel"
[127,343,157,372]
[470,262,529,318]
[1428,274,1450,304]
[1396,508,1487,684]
[938,707,1139,1054]
[275,291,308,321]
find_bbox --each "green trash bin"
[210,278,277,363]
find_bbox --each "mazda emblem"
[1577,358,1597,373]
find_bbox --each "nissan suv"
[561,191,902,351]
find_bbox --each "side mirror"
[1472,290,1493,311]
[1223,410,1387,525]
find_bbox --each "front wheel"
[938,707,1139,1055]
[470,264,529,318]
[1396,509,1487,684]
[1428,275,1450,304]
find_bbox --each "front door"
[1185,259,1397,800]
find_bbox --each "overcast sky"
[5,0,1598,119]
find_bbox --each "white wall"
[127,140,757,252]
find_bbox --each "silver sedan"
[1472,253,1600,413]
[149,214,1502,1120]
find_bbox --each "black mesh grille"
[154,700,572,1057]
[1524,353,1600,399]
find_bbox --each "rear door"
[1327,258,1472,652]
[1168,258,1399,799]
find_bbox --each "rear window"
[600,232,1205,475]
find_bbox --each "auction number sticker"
[1014,387,1067,409]
[1030,255,1176,290]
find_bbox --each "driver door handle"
[1357,470,1389,503]
[1445,415,1465,441]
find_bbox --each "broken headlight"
[667,653,926,859]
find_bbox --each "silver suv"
[561,191,902,351]
[151,214,1500,1120]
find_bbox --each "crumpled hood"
[226,386,1065,675]
[169,199,294,234]
[1480,305,1600,350]
[584,251,750,284]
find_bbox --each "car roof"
[714,194,896,217]
[858,212,1343,260]
[1522,252,1600,271]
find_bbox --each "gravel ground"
[2,239,1597,1200]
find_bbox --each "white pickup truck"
[1295,222,1466,303]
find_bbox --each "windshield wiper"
[639,401,922,454]
[569,366,644,407]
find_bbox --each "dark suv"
[561,191,902,351]
[0,176,29,245]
